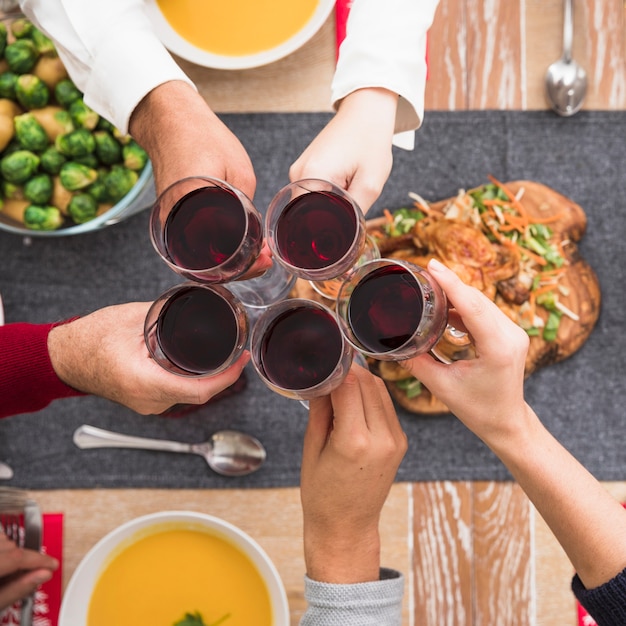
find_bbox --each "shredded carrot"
[487,175,532,222]
[383,208,394,225]
[532,283,558,297]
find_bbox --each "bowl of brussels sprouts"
[0,13,155,237]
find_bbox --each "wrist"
[482,403,547,463]
[303,524,381,584]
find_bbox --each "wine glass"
[250,298,355,401]
[144,282,249,377]
[265,178,375,299]
[227,262,297,326]
[335,258,475,363]
[149,176,263,284]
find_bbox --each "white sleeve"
[332,0,440,145]
[19,0,196,134]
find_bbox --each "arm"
[0,531,58,610]
[403,259,626,595]
[21,0,270,273]
[0,322,84,419]
[0,303,250,418]
[290,0,440,213]
[47,302,250,416]
[299,364,407,625]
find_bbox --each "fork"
[0,488,42,626]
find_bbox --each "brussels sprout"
[15,74,50,109]
[95,116,115,133]
[54,78,82,108]
[67,192,97,224]
[104,164,138,202]
[93,130,122,165]
[0,149,40,184]
[11,18,34,40]
[40,146,67,175]
[122,140,148,171]
[68,99,99,130]
[85,176,109,203]
[31,27,56,56]
[112,127,131,145]
[59,161,97,190]
[14,112,49,152]
[0,23,7,58]
[4,39,38,74]
[0,72,18,99]
[23,204,63,230]
[74,153,99,169]
[1,181,24,200]
[55,128,95,157]
[23,173,53,204]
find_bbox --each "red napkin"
[577,603,598,626]
[0,513,63,626]
[335,0,353,59]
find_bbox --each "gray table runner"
[1,110,625,489]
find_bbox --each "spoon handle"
[562,0,573,62]
[73,425,192,454]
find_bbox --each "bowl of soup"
[144,0,335,69]
[58,511,289,626]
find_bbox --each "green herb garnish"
[173,611,231,626]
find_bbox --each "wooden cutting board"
[291,181,601,414]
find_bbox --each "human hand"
[0,531,58,611]
[47,302,249,415]
[300,363,407,583]
[129,81,272,278]
[289,88,398,214]
[401,258,533,446]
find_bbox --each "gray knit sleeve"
[299,568,404,626]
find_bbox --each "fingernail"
[428,258,446,272]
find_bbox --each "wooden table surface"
[31,2,626,624]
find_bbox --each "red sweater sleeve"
[0,321,85,418]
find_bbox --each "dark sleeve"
[0,321,85,418]
[572,567,626,626]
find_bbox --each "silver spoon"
[544,0,587,116]
[73,424,266,477]
[0,461,13,480]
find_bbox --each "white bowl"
[144,0,335,69]
[58,510,290,625]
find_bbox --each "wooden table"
[32,2,626,624]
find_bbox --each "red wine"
[156,286,239,374]
[347,265,424,353]
[275,190,357,269]
[260,306,343,390]
[164,186,259,270]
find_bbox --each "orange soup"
[156,0,319,56]
[88,526,272,626]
